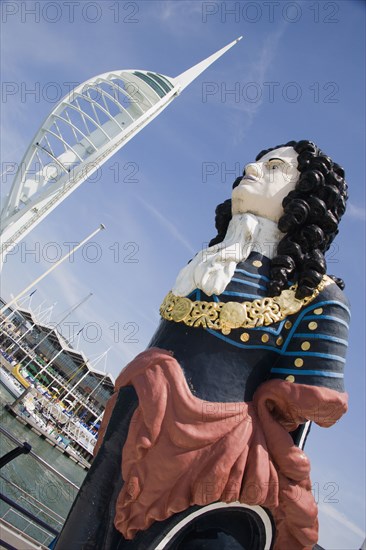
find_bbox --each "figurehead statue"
[55,140,349,550]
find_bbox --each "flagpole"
[70,349,111,416]
[0,290,38,328]
[0,224,105,315]
[3,303,55,354]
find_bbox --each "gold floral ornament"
[160,276,332,335]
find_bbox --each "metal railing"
[1,493,58,546]
[0,425,80,489]
[0,425,82,547]
[0,474,65,528]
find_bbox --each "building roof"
[13,306,115,386]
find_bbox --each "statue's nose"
[244,162,261,179]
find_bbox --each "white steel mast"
[0,38,242,268]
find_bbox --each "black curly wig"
[208,140,348,299]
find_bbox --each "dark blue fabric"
[149,252,350,400]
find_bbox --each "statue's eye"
[266,160,283,171]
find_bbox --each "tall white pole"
[3,305,54,354]
[62,348,110,401]
[0,292,37,327]
[32,300,47,320]
[10,304,54,346]
[20,294,92,372]
[0,224,105,314]
[62,369,89,401]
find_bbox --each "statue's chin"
[231,196,281,224]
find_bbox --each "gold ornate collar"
[160,277,331,335]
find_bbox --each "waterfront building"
[0,297,114,461]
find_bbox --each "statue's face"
[231,146,299,222]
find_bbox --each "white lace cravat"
[172,214,283,297]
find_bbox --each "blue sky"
[0,1,365,547]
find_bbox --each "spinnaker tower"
[0,37,242,268]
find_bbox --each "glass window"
[133,71,166,98]
[147,72,172,93]
[157,73,174,89]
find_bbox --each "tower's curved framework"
[0,38,241,266]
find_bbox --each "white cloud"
[346,202,366,221]
[146,1,204,34]
[179,24,289,149]
[318,502,365,549]
[134,194,196,254]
